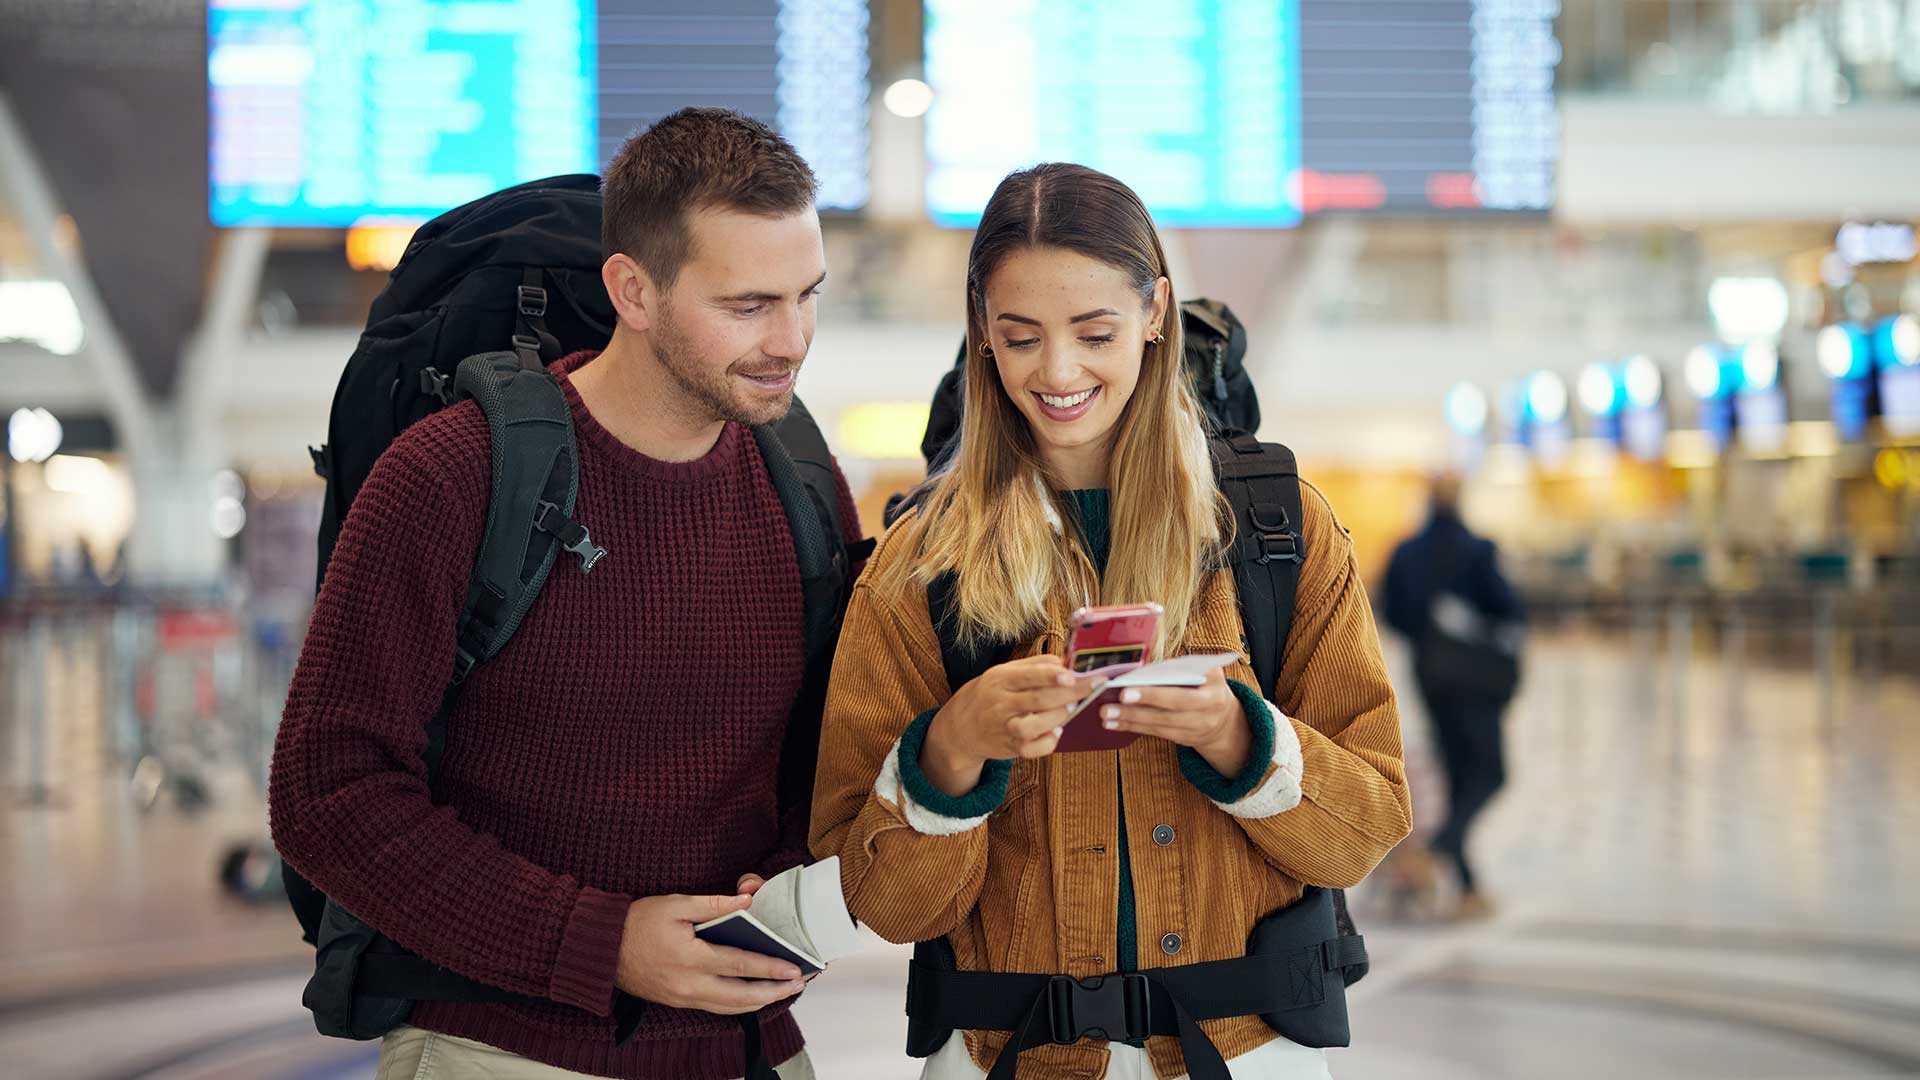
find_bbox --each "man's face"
[651,205,826,428]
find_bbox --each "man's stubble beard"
[651,306,796,429]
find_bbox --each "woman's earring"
[980,341,994,356]
[1148,328,1165,344]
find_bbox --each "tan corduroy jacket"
[809,484,1412,1080]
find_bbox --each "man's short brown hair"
[601,108,818,291]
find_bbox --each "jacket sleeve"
[269,440,631,1016]
[808,528,998,945]
[1215,484,1414,889]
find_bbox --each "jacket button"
[1152,824,1175,846]
[1160,932,1183,955]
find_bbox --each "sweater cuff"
[1178,680,1274,802]
[882,707,1012,834]
[549,885,631,1016]
[1180,682,1304,820]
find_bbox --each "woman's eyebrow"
[995,308,1120,326]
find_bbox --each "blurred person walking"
[1382,474,1523,921]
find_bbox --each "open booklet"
[692,856,861,977]
[1064,651,1241,721]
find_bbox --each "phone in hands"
[1058,603,1162,752]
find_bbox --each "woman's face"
[981,246,1169,478]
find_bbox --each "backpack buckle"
[1046,973,1151,1045]
[1247,503,1300,566]
[419,366,454,406]
[533,500,607,573]
[517,285,547,318]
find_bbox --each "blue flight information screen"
[210,0,598,227]
[924,0,1556,227]
[924,0,1304,229]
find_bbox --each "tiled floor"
[3,615,1917,1079]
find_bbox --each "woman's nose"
[1039,342,1081,388]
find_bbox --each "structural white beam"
[178,225,273,465]
[1560,97,1920,224]
[0,92,154,455]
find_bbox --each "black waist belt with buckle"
[904,887,1365,1079]
[904,943,1365,1079]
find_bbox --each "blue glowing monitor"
[922,0,1556,227]
[209,1,870,226]
[209,0,598,227]
[923,0,1305,228]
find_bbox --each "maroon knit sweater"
[270,351,861,1078]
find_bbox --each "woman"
[809,163,1411,1080]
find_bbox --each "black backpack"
[292,174,866,1048]
[888,302,1366,1060]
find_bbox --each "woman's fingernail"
[1053,727,1065,739]
[1058,673,1076,687]
[1121,689,1141,704]
[1103,719,1121,731]
[1102,705,1120,720]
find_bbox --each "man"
[1381,472,1522,921]
[270,109,858,1079]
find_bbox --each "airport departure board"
[210,0,597,227]
[924,0,1557,226]
[924,0,1305,228]
[209,0,868,226]
[1297,0,1556,215]
[596,0,869,212]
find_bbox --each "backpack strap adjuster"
[533,500,607,573]
[1256,533,1299,566]
[509,335,546,372]
[1247,502,1300,566]
[517,284,548,318]
[448,645,479,687]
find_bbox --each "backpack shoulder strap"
[1214,436,1370,981]
[761,396,874,663]
[926,572,1020,696]
[424,351,594,784]
[757,398,874,828]
[1212,433,1304,702]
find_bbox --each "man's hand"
[614,893,807,1014]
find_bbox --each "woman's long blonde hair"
[883,163,1228,656]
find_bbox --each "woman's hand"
[922,655,1103,797]
[1097,665,1252,777]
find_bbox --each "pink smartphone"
[1057,603,1162,752]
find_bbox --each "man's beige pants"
[375,1025,816,1080]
